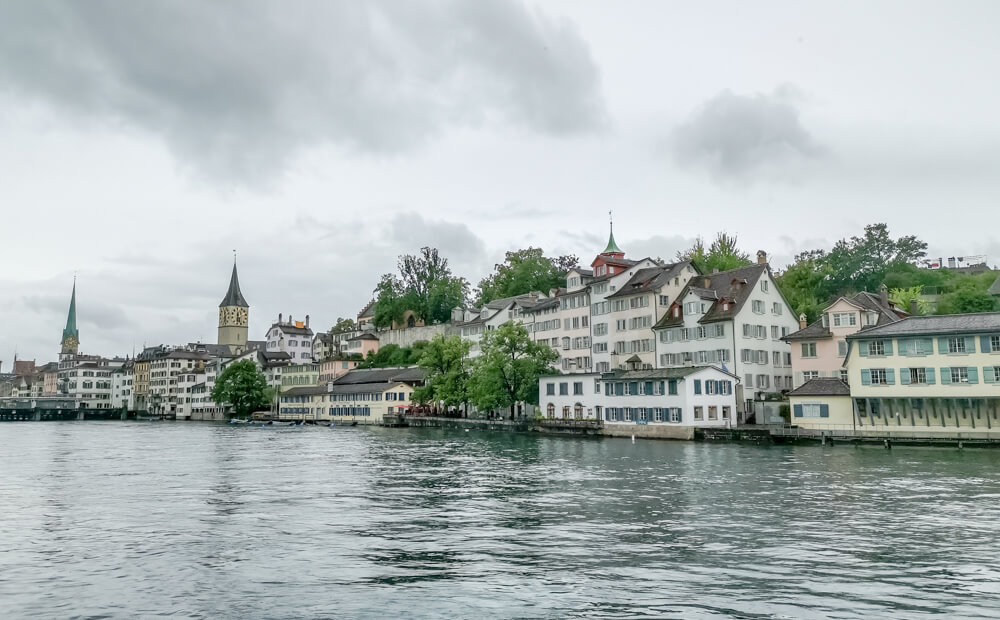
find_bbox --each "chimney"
[879,284,888,309]
[288,314,293,325]
[909,298,919,316]
[757,250,767,265]
[279,313,283,323]
[799,313,808,330]
[306,315,310,328]
[704,277,711,288]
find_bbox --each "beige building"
[278,366,424,423]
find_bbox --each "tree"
[330,317,356,334]
[937,279,997,314]
[357,341,430,369]
[824,223,927,294]
[210,360,273,418]
[469,321,558,419]
[677,232,751,273]
[775,250,834,323]
[889,286,929,315]
[411,334,472,413]
[477,247,578,306]
[372,247,469,328]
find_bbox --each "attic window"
[673,306,680,318]
[722,302,729,311]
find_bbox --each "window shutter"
[900,370,911,385]
[859,343,869,357]
[694,380,701,394]
[985,367,997,383]
[884,340,894,355]
[938,337,948,354]
[795,372,803,385]
[940,368,951,384]
[926,367,935,384]
[968,367,979,384]
[629,382,638,395]
[886,369,895,385]
[820,404,830,418]
[793,404,803,418]
[861,369,871,385]
[966,337,976,353]
[982,336,993,353]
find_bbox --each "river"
[1,422,999,619]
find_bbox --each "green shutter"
[900,369,911,385]
[885,369,895,385]
[793,404,803,418]
[982,336,993,353]
[629,382,639,395]
[861,369,871,385]
[940,368,951,384]
[966,337,976,353]
[645,381,654,395]
[938,337,949,354]
[819,404,830,418]
[968,367,979,384]
[926,368,936,385]
[884,340,894,355]
[693,380,701,394]
[985,367,997,383]
[921,339,934,355]
[859,342,869,357]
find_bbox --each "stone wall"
[378,324,457,349]
[601,424,694,441]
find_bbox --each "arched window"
[562,405,570,419]
[574,403,583,419]
[407,315,416,328]
[547,403,555,418]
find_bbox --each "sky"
[2,0,999,366]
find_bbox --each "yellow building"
[279,382,414,424]
[280,363,320,393]
[788,378,854,429]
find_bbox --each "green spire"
[62,278,78,343]
[603,220,623,255]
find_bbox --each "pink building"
[783,286,908,388]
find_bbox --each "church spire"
[219,258,249,308]
[602,211,623,255]
[61,277,79,356]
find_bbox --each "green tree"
[775,250,834,323]
[357,341,430,369]
[210,360,273,418]
[889,285,930,315]
[937,279,997,314]
[372,247,469,328]
[825,223,927,294]
[469,321,558,419]
[677,232,751,273]
[477,247,579,305]
[411,334,472,413]
[329,317,356,334]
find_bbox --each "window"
[991,335,1000,352]
[839,369,849,384]
[832,312,857,327]
[668,380,678,395]
[594,323,608,336]
[559,383,568,396]
[772,302,782,315]
[756,375,770,389]
[745,374,754,387]
[800,404,824,418]
[801,342,817,358]
[659,295,669,306]
[752,300,765,314]
[616,319,627,331]
[950,367,970,383]
[773,351,782,367]
[771,326,779,339]
[868,340,885,356]
[837,340,848,356]
[573,382,583,395]
[948,337,967,354]
[546,383,555,396]
[761,280,769,292]
[870,369,888,385]
[908,368,927,384]
[708,406,718,420]
[694,406,704,420]
[865,312,878,326]
[802,371,819,381]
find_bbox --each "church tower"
[60,278,79,360]
[218,259,250,351]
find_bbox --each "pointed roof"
[62,279,78,342]
[603,221,623,255]
[219,262,249,308]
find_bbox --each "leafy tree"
[329,317,356,334]
[477,247,578,305]
[411,334,472,412]
[889,286,930,315]
[469,321,558,419]
[210,360,273,418]
[677,232,751,273]
[372,247,469,328]
[824,223,927,294]
[357,341,430,369]
[937,279,997,314]
[776,250,834,323]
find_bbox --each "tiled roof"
[599,365,736,380]
[349,332,380,341]
[654,263,768,329]
[845,313,1000,339]
[782,320,831,342]
[358,300,376,318]
[606,261,694,299]
[332,366,425,385]
[788,377,851,396]
[272,323,314,336]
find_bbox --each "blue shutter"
[938,337,949,354]
[968,367,979,384]
[629,382,639,396]
[900,369,911,385]
[859,342,869,357]
[676,408,683,423]
[645,381,654,395]
[861,369,871,385]
[940,368,951,384]
[884,340,894,355]
[985,367,997,383]
[886,369,895,385]
[926,367,935,384]
[820,404,830,418]
[793,404,803,418]
[694,380,702,394]
[966,337,976,353]
[982,336,993,353]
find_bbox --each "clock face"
[64,336,78,348]
[237,308,248,326]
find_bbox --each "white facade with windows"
[266,314,315,361]
[590,259,659,373]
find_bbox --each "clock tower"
[60,278,79,360]
[218,259,250,351]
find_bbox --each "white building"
[57,355,123,409]
[456,293,547,358]
[653,255,799,411]
[110,362,134,410]
[266,314,315,362]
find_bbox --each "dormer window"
[821,314,829,328]
[673,306,680,318]
[866,311,878,326]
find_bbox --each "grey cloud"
[0,1,606,184]
[671,86,827,183]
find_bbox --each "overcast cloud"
[2,0,999,365]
